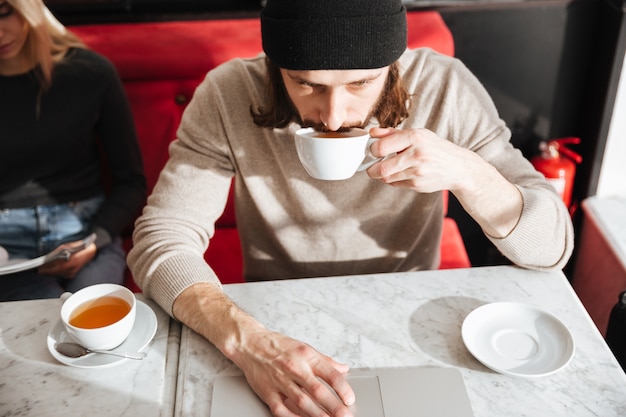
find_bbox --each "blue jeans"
[0,196,126,301]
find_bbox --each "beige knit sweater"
[128,49,574,316]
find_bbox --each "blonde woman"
[0,0,146,300]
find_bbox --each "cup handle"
[357,137,384,172]
[60,292,72,303]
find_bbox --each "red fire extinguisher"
[530,137,582,210]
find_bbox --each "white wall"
[596,52,626,198]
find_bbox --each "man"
[128,1,574,416]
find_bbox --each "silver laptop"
[211,367,475,417]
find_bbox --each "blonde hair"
[8,0,85,90]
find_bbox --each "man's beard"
[298,119,369,133]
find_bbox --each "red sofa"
[70,11,471,291]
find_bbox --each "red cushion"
[70,19,264,81]
[70,12,463,290]
[204,227,244,284]
[407,12,454,57]
[439,218,472,269]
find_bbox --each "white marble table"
[175,266,626,417]
[0,295,179,417]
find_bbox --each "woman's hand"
[38,240,97,278]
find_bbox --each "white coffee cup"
[294,127,381,180]
[60,283,137,350]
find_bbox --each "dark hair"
[251,58,410,129]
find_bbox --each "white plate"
[47,300,158,368]
[462,302,575,378]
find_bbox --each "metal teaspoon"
[54,342,147,360]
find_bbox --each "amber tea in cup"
[61,283,137,350]
[69,295,132,329]
[311,131,367,139]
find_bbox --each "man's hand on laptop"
[231,329,356,417]
[172,282,355,417]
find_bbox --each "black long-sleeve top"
[0,48,146,248]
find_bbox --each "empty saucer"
[462,302,575,378]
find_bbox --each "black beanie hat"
[261,0,407,70]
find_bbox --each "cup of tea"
[294,127,381,180]
[60,283,136,350]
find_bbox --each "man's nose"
[319,90,347,131]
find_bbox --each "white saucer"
[462,302,575,378]
[47,300,158,368]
